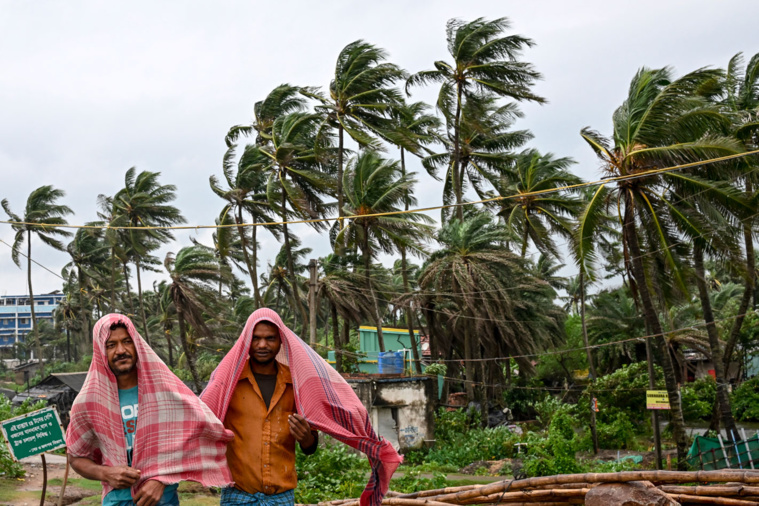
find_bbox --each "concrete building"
[346,375,436,452]
[0,291,64,349]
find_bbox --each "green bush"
[294,436,370,503]
[523,412,585,477]
[0,396,47,478]
[595,412,638,450]
[503,377,550,420]
[732,377,759,422]
[391,469,447,493]
[681,377,716,422]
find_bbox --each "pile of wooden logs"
[319,470,759,506]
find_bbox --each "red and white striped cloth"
[66,314,233,500]
[201,308,402,506]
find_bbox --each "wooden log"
[660,485,759,496]
[666,494,759,505]
[400,484,485,499]
[416,471,759,504]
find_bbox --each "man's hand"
[100,465,140,489]
[134,479,166,506]
[289,413,315,448]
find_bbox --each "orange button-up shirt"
[224,361,298,495]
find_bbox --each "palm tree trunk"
[281,181,309,335]
[65,328,71,363]
[363,228,385,352]
[580,271,599,455]
[521,222,529,258]
[337,124,345,226]
[164,321,174,368]
[402,249,422,374]
[135,260,151,346]
[693,243,739,442]
[623,193,688,469]
[453,83,464,221]
[176,307,201,392]
[77,266,89,360]
[250,215,261,306]
[122,261,136,317]
[724,204,755,370]
[110,248,117,312]
[236,207,260,307]
[26,231,43,376]
[331,302,342,373]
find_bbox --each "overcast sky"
[1,0,757,297]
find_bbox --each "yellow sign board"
[646,390,670,410]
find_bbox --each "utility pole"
[308,259,318,347]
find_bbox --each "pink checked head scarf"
[66,314,233,499]
[201,308,402,506]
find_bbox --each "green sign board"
[1,407,66,461]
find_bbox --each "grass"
[0,478,48,505]
[48,476,102,491]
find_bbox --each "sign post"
[1,406,67,506]
[646,390,671,410]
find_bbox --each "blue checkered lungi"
[220,487,295,506]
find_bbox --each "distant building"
[0,291,64,350]
[13,372,87,427]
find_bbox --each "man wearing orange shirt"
[219,319,318,505]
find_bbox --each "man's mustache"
[113,353,133,362]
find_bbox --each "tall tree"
[407,17,545,220]
[579,66,743,467]
[336,151,433,352]
[246,112,332,334]
[2,186,73,375]
[163,246,226,392]
[113,168,186,346]
[494,149,582,258]
[307,40,405,241]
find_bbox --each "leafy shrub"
[423,362,447,376]
[594,412,638,449]
[391,469,447,493]
[503,377,550,420]
[523,412,584,477]
[0,396,47,478]
[424,409,519,468]
[294,436,369,503]
[681,377,716,422]
[732,377,759,422]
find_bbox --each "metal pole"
[40,453,47,506]
[308,259,318,347]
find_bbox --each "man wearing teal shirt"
[70,321,179,506]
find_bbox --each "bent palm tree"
[407,17,544,219]
[579,66,744,467]
[3,186,72,375]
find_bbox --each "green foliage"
[523,412,584,477]
[423,362,447,376]
[536,315,586,384]
[294,437,369,504]
[424,409,519,468]
[0,396,47,478]
[594,412,638,450]
[391,469,447,493]
[732,377,759,422]
[582,362,663,431]
[681,377,717,422]
[503,377,550,420]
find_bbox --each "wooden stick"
[667,494,759,505]
[660,485,759,496]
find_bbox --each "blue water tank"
[378,351,405,374]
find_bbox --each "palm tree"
[246,112,332,334]
[316,253,375,372]
[112,168,185,346]
[54,293,79,363]
[64,227,109,360]
[261,235,312,328]
[336,151,433,352]
[407,17,545,220]
[163,245,227,392]
[210,159,277,306]
[226,83,308,147]
[306,41,405,235]
[424,96,533,219]
[578,66,744,468]
[2,186,72,376]
[494,149,582,258]
[719,52,759,374]
[419,213,563,404]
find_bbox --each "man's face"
[105,327,137,376]
[250,322,281,365]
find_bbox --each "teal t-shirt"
[102,386,179,506]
